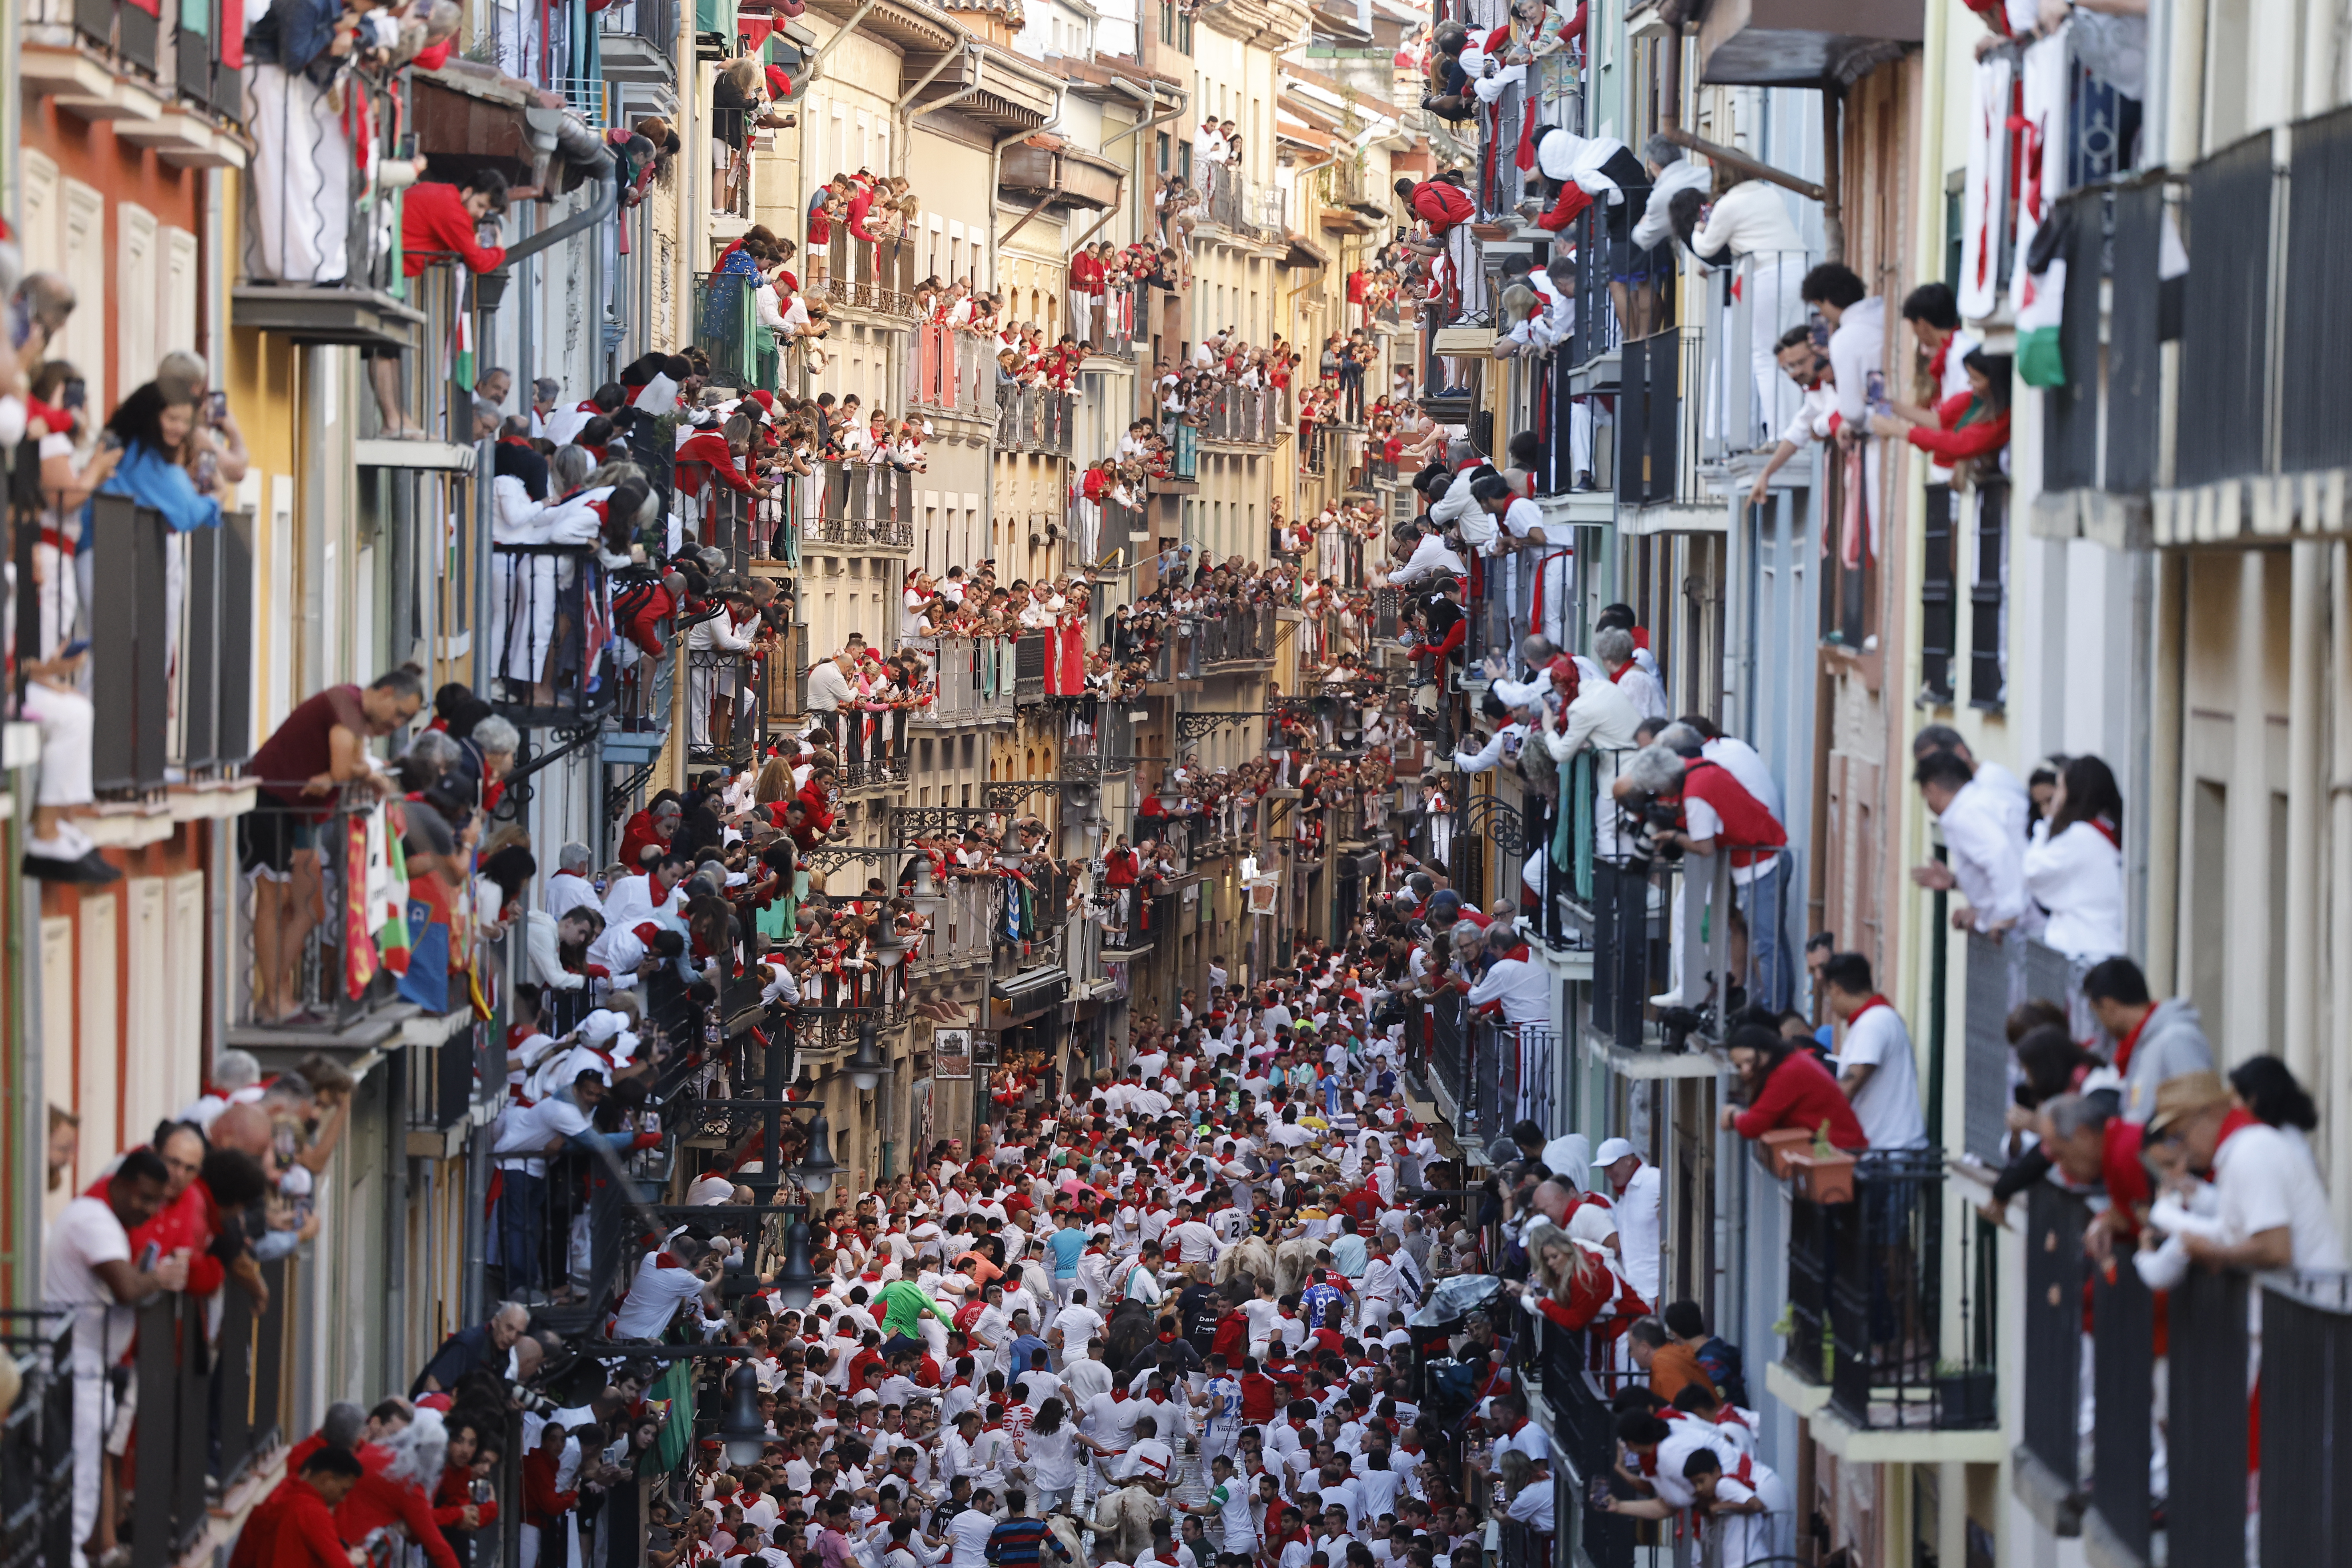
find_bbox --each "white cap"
[1592,1137,1637,1168]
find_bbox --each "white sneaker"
[1649,987,1684,1007]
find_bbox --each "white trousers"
[245,64,351,284]
[23,680,94,808]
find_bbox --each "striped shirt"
[984,1518,1069,1568]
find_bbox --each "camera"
[1620,793,1683,862]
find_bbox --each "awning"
[1282,232,1332,270]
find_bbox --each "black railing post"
[2020,1183,2090,1499]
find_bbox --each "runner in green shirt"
[878,1277,957,1349]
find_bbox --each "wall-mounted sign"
[933,1029,972,1081]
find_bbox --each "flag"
[2016,253,2067,387]
[397,873,455,1015]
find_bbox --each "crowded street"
[6,0,2352,1563]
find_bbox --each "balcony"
[1071,284,1147,361]
[489,543,618,728]
[1198,173,1287,245]
[85,499,257,798]
[822,228,922,319]
[1694,0,1921,87]
[1427,1005,1557,1148]
[911,635,1020,726]
[598,0,679,81]
[1773,1151,2002,1458]
[2155,104,2352,541]
[999,138,1125,214]
[995,385,1078,455]
[24,0,246,151]
[908,324,995,417]
[1190,605,1277,671]
[693,271,775,392]
[806,459,917,552]
[686,646,768,770]
[1199,385,1283,447]
[1060,701,1137,780]
[908,875,997,976]
[2035,178,2164,546]
[1616,326,1715,527]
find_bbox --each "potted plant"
[1759,1126,1814,1179]
[1934,1362,1997,1428]
[1784,1121,1858,1204]
[1469,221,1514,242]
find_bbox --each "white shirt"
[2022,818,2125,961]
[1453,722,1531,774]
[1609,1163,1663,1304]
[945,1510,997,1568]
[2211,1122,2346,1268]
[1828,295,1887,431]
[1630,158,1714,251]
[1936,777,2028,931]
[546,869,600,919]
[46,1195,134,1372]
[1607,663,1669,722]
[1836,1001,1927,1149]
[1700,736,1783,822]
[1467,958,1550,1027]
[1692,180,1806,259]
[602,870,687,930]
[1388,532,1466,585]
[613,1253,710,1338]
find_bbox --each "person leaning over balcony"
[1909,746,2027,936]
[1817,953,1927,1151]
[1798,262,1884,446]
[1717,1022,1867,1150]
[1869,347,2013,481]
[1742,326,1839,509]
[1395,172,1475,245]
[2143,1069,2346,1272]
[48,1147,189,1568]
[241,667,423,1023]
[2017,753,2126,962]
[402,169,510,279]
[2080,956,2212,1126]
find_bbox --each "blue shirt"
[1330,1233,1368,1279]
[1047,1227,1087,1277]
[1300,1281,1345,1329]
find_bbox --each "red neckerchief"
[2087,815,2122,850]
[2112,1006,2155,1075]
[1845,995,1893,1026]
[1607,661,1634,684]
[1109,1387,1130,1403]
[2206,1107,2265,1172]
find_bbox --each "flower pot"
[1785,1150,1857,1205]
[1934,1367,1997,1428]
[1468,222,1513,242]
[1759,1127,1815,1179]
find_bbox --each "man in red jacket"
[269,1449,369,1568]
[1393,174,1473,241]
[402,170,511,278]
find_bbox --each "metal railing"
[684,644,768,768]
[1617,325,1703,507]
[1,1323,76,1568]
[1070,284,1145,358]
[910,875,997,973]
[116,1269,289,1568]
[823,228,920,316]
[1193,604,1276,667]
[1201,385,1279,445]
[232,785,401,1031]
[1781,1152,1996,1432]
[491,543,614,725]
[1201,173,1285,240]
[995,384,1078,454]
[808,459,916,549]
[912,635,1018,726]
[909,325,992,413]
[2019,1184,2093,1495]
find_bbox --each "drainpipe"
[897,36,982,165]
[1820,87,1844,264]
[1103,79,1187,247]
[782,0,884,106]
[1659,0,1684,133]
[990,92,1065,291]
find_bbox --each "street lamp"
[794,1111,842,1195]
[771,1218,820,1311]
[908,857,947,926]
[718,1362,767,1464]
[845,1019,886,1093]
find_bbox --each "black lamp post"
[718,1362,767,1464]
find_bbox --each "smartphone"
[60,380,86,412]
[205,391,229,426]
[60,639,89,660]
[138,1240,161,1272]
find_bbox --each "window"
[1919,483,1955,702]
[1967,483,2007,709]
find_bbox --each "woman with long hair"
[1716,1023,1867,1151]
[2022,752,2125,962]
